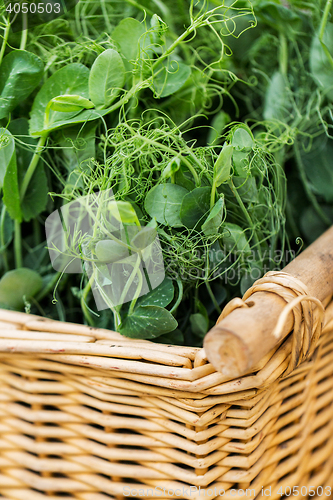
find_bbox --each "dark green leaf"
[57,122,97,180]
[263,71,289,121]
[174,164,196,191]
[233,177,258,203]
[0,50,43,120]
[257,2,301,35]
[21,163,48,222]
[300,135,333,202]
[310,23,333,100]
[119,305,178,339]
[144,183,189,227]
[190,313,209,338]
[89,49,125,109]
[152,59,191,98]
[138,277,174,307]
[223,223,251,256]
[155,328,184,345]
[0,268,42,309]
[180,187,211,229]
[300,205,333,243]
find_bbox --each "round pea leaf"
[119,305,178,339]
[144,183,189,227]
[138,277,174,307]
[180,187,211,229]
[0,268,42,309]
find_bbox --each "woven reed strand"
[0,274,331,498]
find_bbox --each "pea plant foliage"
[1,0,330,345]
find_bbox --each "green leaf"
[300,135,333,202]
[202,197,224,236]
[2,130,21,222]
[300,205,333,244]
[8,118,48,222]
[150,14,167,46]
[0,128,15,189]
[208,111,230,144]
[131,226,157,249]
[214,144,233,187]
[257,2,301,35]
[21,163,48,222]
[0,202,13,252]
[174,164,196,191]
[155,329,184,345]
[56,122,97,180]
[310,23,333,100]
[0,50,44,120]
[190,313,209,338]
[89,49,125,109]
[95,239,129,263]
[108,200,140,226]
[233,177,258,203]
[263,71,289,121]
[144,183,189,227]
[138,277,174,307]
[180,187,211,229]
[112,18,145,72]
[0,268,42,309]
[223,223,251,256]
[152,59,191,98]
[50,94,94,112]
[119,305,178,339]
[29,63,92,136]
[232,127,254,150]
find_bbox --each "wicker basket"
[0,285,332,499]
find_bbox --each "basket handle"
[203,226,333,377]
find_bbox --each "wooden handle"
[203,226,333,377]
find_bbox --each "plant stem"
[20,14,28,50]
[81,277,95,326]
[20,135,47,201]
[320,0,333,41]
[205,281,222,314]
[293,141,331,225]
[14,220,22,268]
[319,0,333,67]
[0,17,10,67]
[279,33,288,76]
[210,181,216,209]
[170,278,183,314]
[35,271,62,302]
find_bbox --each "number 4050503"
[6,3,61,14]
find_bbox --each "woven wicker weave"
[0,292,332,499]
